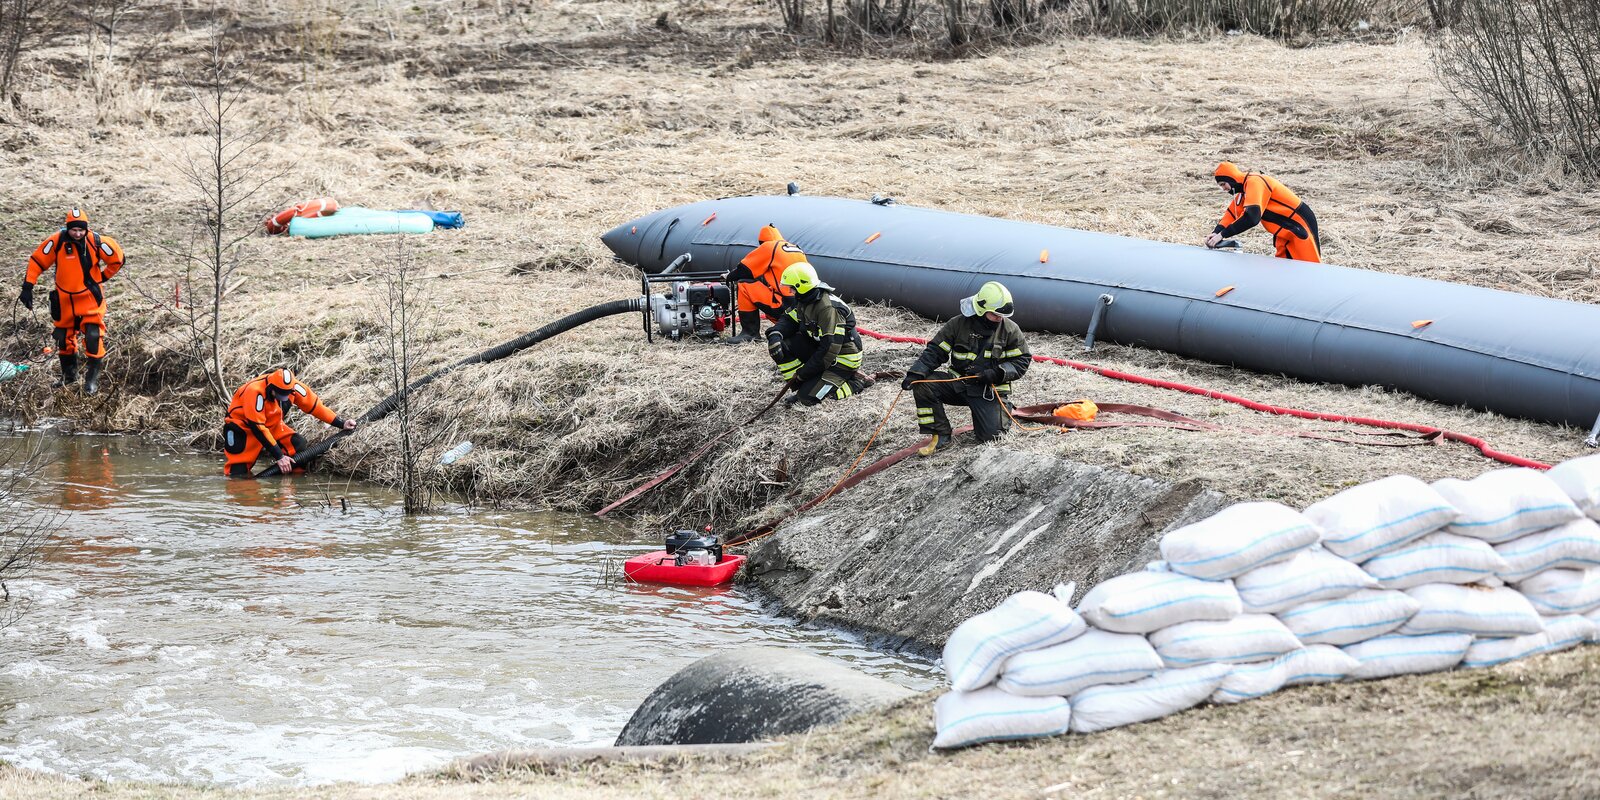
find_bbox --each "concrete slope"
[744,449,1230,652]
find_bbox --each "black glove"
[18,282,32,311]
[900,372,921,390]
[980,367,1004,384]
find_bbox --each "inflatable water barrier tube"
[602,195,1600,429]
[289,207,437,238]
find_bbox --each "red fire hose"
[857,327,1550,470]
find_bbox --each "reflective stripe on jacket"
[772,290,864,380]
[910,315,1031,394]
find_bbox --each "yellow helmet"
[960,281,1014,318]
[779,262,831,294]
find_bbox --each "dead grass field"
[1,1,1599,795]
[3,1,1595,523]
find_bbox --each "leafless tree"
[134,29,284,402]
[1422,0,1464,27]
[1434,0,1600,177]
[0,441,60,630]
[0,0,66,105]
[378,238,449,515]
[777,0,807,32]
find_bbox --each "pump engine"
[640,253,736,342]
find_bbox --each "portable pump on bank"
[639,253,738,343]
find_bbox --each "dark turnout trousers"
[912,371,1011,442]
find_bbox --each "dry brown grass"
[1,1,1596,519]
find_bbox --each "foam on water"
[0,434,939,787]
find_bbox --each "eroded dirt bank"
[746,449,1230,651]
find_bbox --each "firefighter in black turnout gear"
[901,281,1030,455]
[766,263,867,405]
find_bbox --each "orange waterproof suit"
[222,369,345,477]
[24,209,125,359]
[731,225,803,317]
[1213,163,1321,263]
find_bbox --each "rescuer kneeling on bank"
[724,224,801,344]
[766,263,868,405]
[901,281,1031,455]
[222,368,356,477]
[1205,161,1321,263]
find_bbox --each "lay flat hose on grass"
[857,327,1548,470]
[257,298,643,478]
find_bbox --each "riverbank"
[2,0,1599,795]
[5,645,1596,798]
[1,3,1595,528]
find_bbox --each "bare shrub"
[0,441,60,630]
[846,0,917,35]
[0,0,65,105]
[776,0,806,32]
[133,30,284,403]
[377,238,450,515]
[1422,0,1463,27]
[1087,0,1371,37]
[1433,0,1600,176]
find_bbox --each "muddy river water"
[0,434,937,786]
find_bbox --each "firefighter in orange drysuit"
[19,208,126,393]
[1205,162,1322,263]
[724,224,802,344]
[222,368,356,478]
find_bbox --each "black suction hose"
[256,297,645,477]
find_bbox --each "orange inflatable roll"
[264,197,341,234]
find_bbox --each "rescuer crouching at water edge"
[222,368,356,477]
[766,263,869,405]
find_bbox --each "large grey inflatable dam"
[601,195,1600,429]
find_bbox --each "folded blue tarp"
[401,210,465,229]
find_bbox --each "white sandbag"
[1234,547,1379,614]
[1398,583,1543,637]
[931,687,1073,749]
[1075,572,1241,635]
[1460,615,1598,669]
[1494,519,1600,582]
[1306,475,1459,562]
[1361,532,1511,590]
[1068,663,1231,734]
[1432,468,1583,543]
[1211,645,1361,704]
[1159,502,1321,580]
[1547,453,1600,520]
[1149,614,1303,668]
[943,590,1087,691]
[1587,608,1600,641]
[997,629,1162,697]
[1277,589,1420,646]
[1342,633,1473,680]
[1515,568,1600,616]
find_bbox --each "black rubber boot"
[83,359,103,395]
[56,354,78,388]
[724,311,764,344]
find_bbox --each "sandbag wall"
[932,455,1600,749]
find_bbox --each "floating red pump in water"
[624,552,745,587]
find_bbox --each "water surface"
[0,434,937,786]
